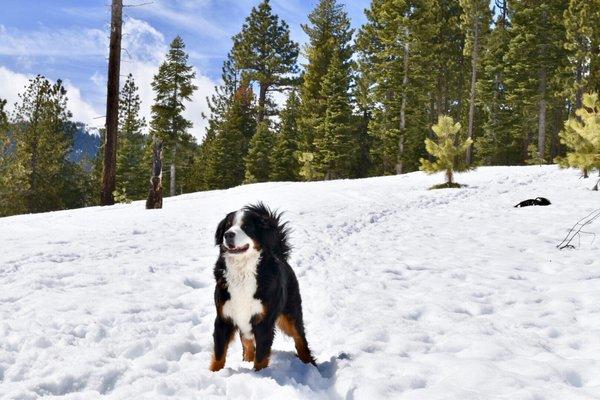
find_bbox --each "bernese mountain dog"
[209,203,315,371]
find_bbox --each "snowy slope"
[1,166,600,400]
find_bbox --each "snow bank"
[1,166,600,399]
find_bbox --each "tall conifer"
[300,0,354,153]
[314,52,356,179]
[270,91,301,181]
[150,36,197,196]
[232,0,299,122]
[245,121,275,183]
[10,76,73,214]
[116,74,147,201]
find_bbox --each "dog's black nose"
[224,231,235,241]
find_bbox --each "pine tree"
[562,0,600,110]
[150,36,197,197]
[475,0,516,165]
[203,53,240,141]
[0,98,8,166]
[352,67,374,178]
[205,82,256,189]
[459,0,492,164]
[298,152,319,181]
[420,115,473,187]
[232,0,299,122]
[505,0,568,162]
[314,51,356,179]
[0,98,12,216]
[8,75,73,214]
[116,74,147,201]
[300,0,354,153]
[194,52,241,190]
[556,92,600,179]
[245,121,275,183]
[357,0,439,174]
[270,90,301,181]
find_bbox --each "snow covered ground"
[1,165,600,399]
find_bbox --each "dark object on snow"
[146,140,163,209]
[514,197,551,208]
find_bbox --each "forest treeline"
[1,0,599,216]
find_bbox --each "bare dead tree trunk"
[466,18,480,165]
[146,139,163,209]
[101,0,122,206]
[538,66,547,160]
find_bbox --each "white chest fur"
[222,250,263,338]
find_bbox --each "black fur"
[210,203,314,371]
[514,197,551,208]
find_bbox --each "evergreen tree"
[205,82,256,189]
[432,0,467,122]
[298,152,319,181]
[245,121,275,183]
[459,0,492,164]
[505,0,568,162]
[150,36,197,197]
[556,92,600,178]
[0,98,8,167]
[314,51,356,179]
[474,0,516,165]
[300,0,354,153]
[116,74,147,201]
[8,75,73,214]
[0,98,12,216]
[562,0,600,110]
[420,115,473,187]
[203,53,240,141]
[358,0,439,175]
[270,90,301,181]
[353,66,375,178]
[232,0,299,122]
[194,52,241,190]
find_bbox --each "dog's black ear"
[215,215,230,246]
[258,213,278,248]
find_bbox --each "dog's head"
[215,203,290,258]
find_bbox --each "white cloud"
[0,66,30,109]
[0,18,216,141]
[0,24,106,58]
[134,0,229,39]
[0,66,101,126]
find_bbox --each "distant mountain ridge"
[69,122,101,164]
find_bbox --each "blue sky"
[0,0,369,138]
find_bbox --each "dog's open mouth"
[225,244,250,254]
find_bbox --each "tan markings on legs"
[253,353,270,371]
[277,315,315,364]
[241,335,255,362]
[209,330,235,372]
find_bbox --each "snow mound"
[1,166,600,399]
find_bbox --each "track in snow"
[1,166,600,399]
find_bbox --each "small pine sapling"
[420,115,474,189]
[555,92,600,183]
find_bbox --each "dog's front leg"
[210,316,235,371]
[252,320,276,371]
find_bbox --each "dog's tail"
[244,202,291,259]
